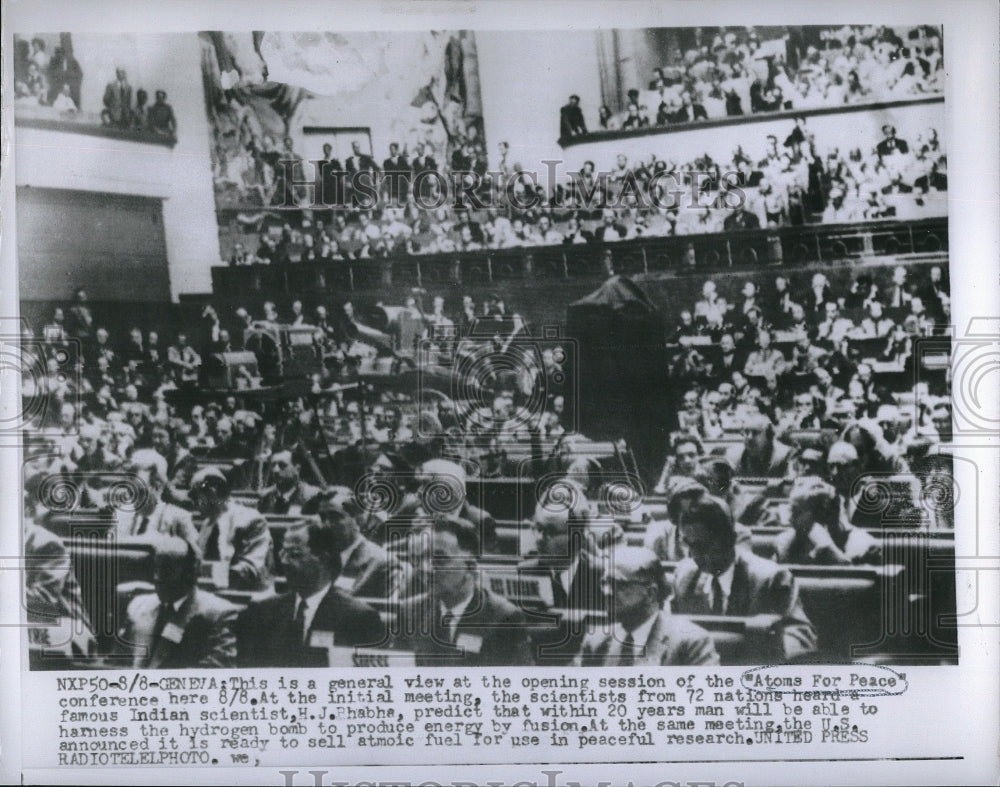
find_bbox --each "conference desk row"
[57,532,955,666]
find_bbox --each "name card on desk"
[487,571,554,607]
[328,647,415,668]
[199,561,230,589]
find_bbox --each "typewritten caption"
[49,667,907,766]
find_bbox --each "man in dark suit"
[725,415,793,478]
[410,142,439,202]
[382,142,410,205]
[560,94,588,139]
[875,124,909,157]
[257,450,321,515]
[345,140,379,208]
[305,486,411,600]
[578,546,718,666]
[392,517,533,666]
[516,480,607,664]
[671,495,816,663]
[318,142,345,208]
[190,467,274,592]
[119,537,238,669]
[236,518,386,667]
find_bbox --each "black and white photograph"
[1,1,997,785]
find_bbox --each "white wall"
[476,30,603,172]
[14,33,219,300]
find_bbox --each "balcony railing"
[211,216,947,297]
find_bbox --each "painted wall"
[14,33,220,300]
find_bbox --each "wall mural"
[199,30,484,213]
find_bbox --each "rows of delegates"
[23,252,953,669]
[225,120,945,265]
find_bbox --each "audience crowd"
[564,24,943,137]
[224,120,946,266]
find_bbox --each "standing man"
[578,546,718,666]
[119,537,238,669]
[382,142,410,205]
[235,518,385,667]
[189,467,274,592]
[560,94,588,139]
[101,67,132,127]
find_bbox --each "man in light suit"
[115,449,199,546]
[392,517,534,667]
[119,537,238,669]
[578,546,718,666]
[304,486,410,600]
[101,67,132,128]
[672,494,816,663]
[190,467,273,592]
[235,518,385,667]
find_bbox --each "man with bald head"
[115,448,198,545]
[578,546,718,666]
[672,495,816,663]
[120,537,238,669]
[517,480,609,664]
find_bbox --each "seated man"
[119,537,238,669]
[25,520,96,660]
[653,432,703,495]
[236,518,385,667]
[190,467,273,592]
[257,450,321,515]
[517,480,607,664]
[392,517,533,666]
[114,449,199,545]
[578,546,718,666]
[305,486,411,600]
[773,478,882,565]
[725,414,793,478]
[672,495,817,663]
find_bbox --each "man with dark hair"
[236,518,385,667]
[382,142,410,205]
[257,450,321,515]
[671,495,816,663]
[393,517,533,666]
[560,94,588,139]
[120,537,238,668]
[306,486,411,599]
[190,467,273,592]
[147,90,176,137]
[578,546,718,666]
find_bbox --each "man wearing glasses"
[391,517,533,666]
[236,517,385,667]
[517,480,608,664]
[189,467,273,592]
[578,546,718,666]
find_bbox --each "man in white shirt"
[578,546,718,666]
[115,449,198,545]
[671,494,816,663]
